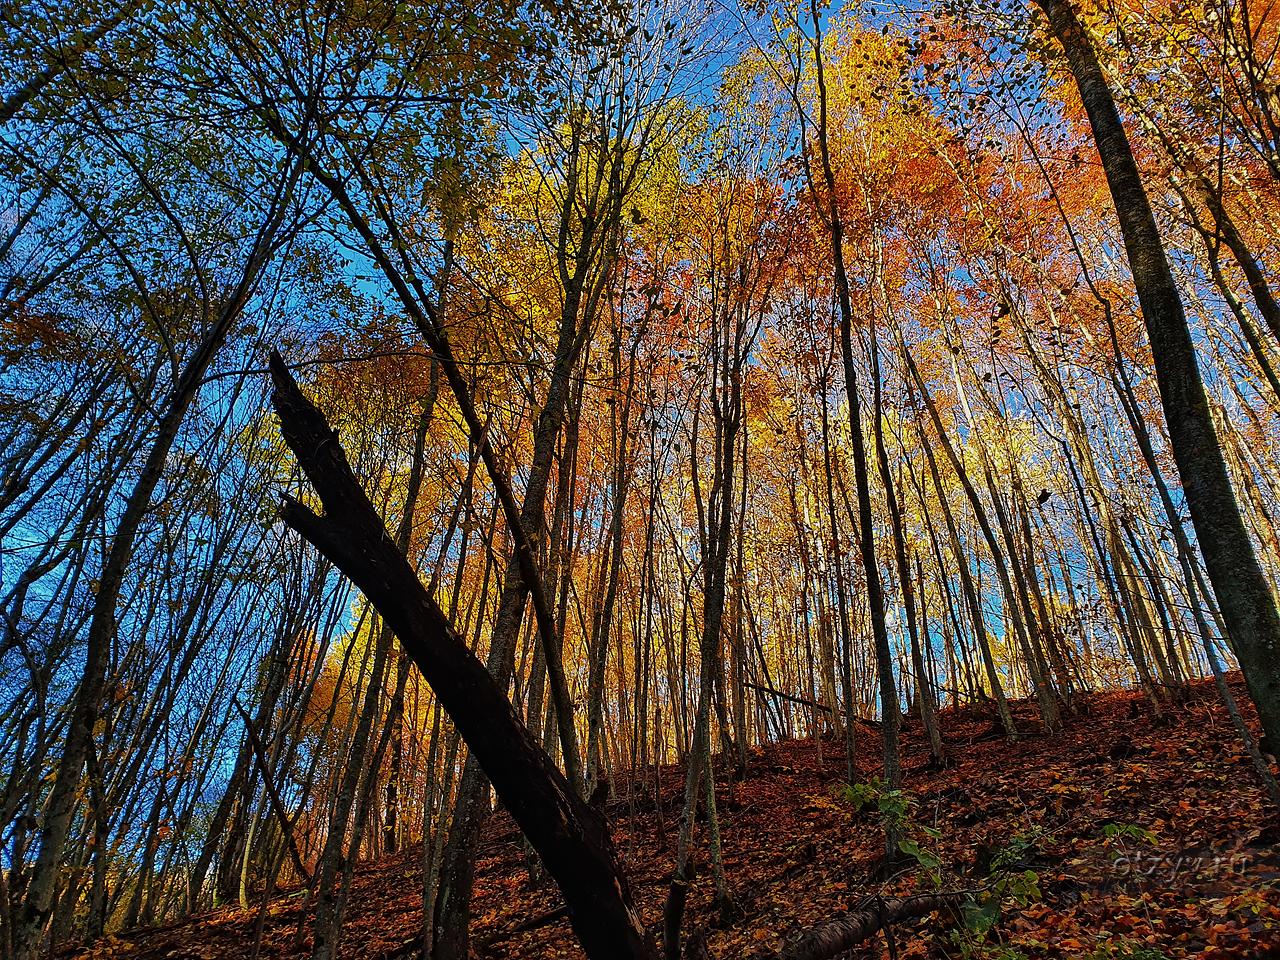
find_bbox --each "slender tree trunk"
[903,357,1014,733]
[804,12,901,805]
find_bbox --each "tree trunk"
[806,12,901,802]
[1031,0,1280,747]
[268,352,656,960]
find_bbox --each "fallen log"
[774,893,958,960]
[744,682,882,729]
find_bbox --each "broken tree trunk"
[266,351,655,960]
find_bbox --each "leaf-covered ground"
[74,676,1280,959]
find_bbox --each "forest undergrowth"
[71,675,1280,960]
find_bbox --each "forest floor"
[75,675,1280,960]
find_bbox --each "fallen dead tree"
[773,893,958,960]
[744,682,882,729]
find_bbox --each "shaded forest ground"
[74,676,1280,959]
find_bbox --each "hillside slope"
[75,677,1280,960]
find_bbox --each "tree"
[267,352,657,960]
[1028,0,1280,748]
